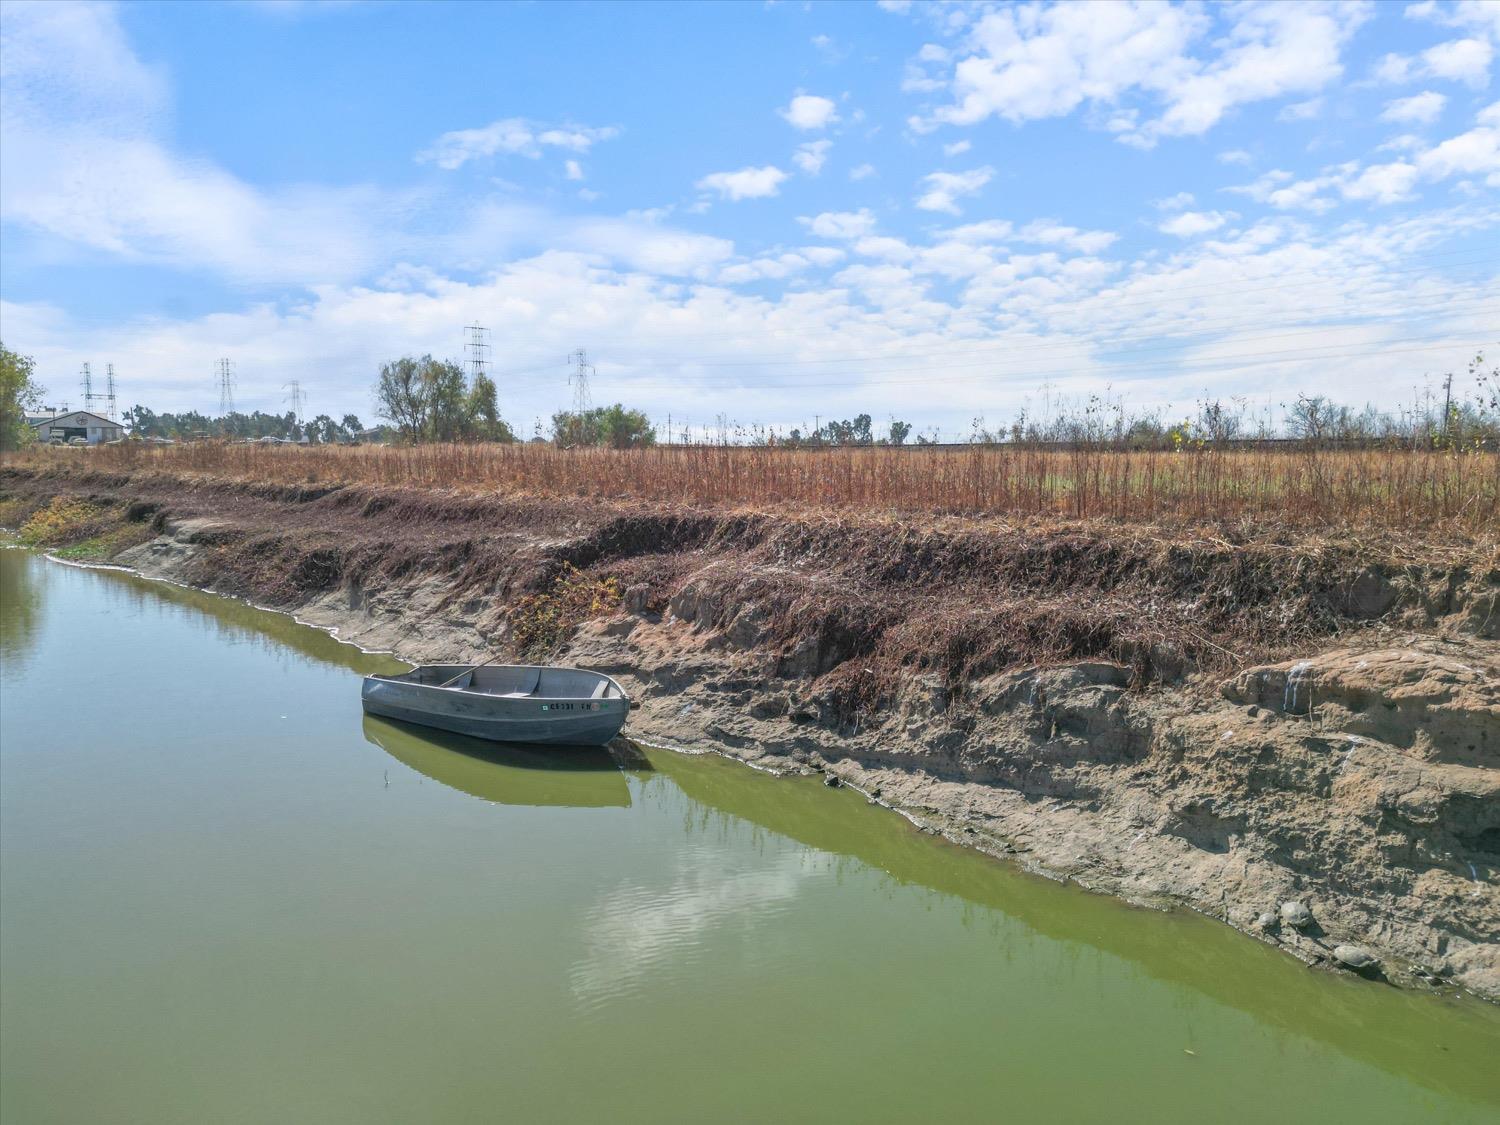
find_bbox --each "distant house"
[27,410,126,445]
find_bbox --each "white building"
[27,410,126,445]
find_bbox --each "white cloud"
[564,159,585,181]
[944,219,1014,243]
[695,165,789,201]
[911,2,1369,147]
[1154,191,1196,210]
[1159,210,1231,237]
[914,167,993,213]
[798,209,877,239]
[417,119,619,169]
[1381,90,1448,123]
[1421,36,1493,87]
[799,245,846,267]
[0,0,397,284]
[793,139,832,175]
[1278,97,1324,121]
[1375,36,1494,91]
[1341,161,1421,204]
[1016,220,1117,254]
[780,94,840,130]
[1218,148,1253,165]
[848,163,877,181]
[1231,109,1500,211]
[853,235,916,262]
[942,139,972,156]
[718,252,812,284]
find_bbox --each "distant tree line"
[776,414,919,447]
[122,406,368,443]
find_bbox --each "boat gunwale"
[364,664,630,705]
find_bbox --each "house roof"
[28,410,122,428]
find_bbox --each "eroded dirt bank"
[4,464,1496,999]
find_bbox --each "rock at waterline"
[823,774,842,788]
[1256,912,1278,929]
[1334,945,1379,971]
[1280,902,1313,928]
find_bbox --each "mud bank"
[4,465,1497,999]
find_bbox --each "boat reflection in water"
[361,715,634,808]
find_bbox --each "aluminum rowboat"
[361,664,631,746]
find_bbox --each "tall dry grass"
[9,440,1498,537]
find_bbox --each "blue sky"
[2,0,1497,436]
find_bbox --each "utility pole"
[217,358,236,415]
[465,324,491,384]
[568,348,593,415]
[105,364,117,421]
[1440,370,1454,444]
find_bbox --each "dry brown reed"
[9,440,1498,538]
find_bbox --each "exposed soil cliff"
[3,464,1496,999]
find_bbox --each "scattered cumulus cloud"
[942,139,972,156]
[1159,210,1231,237]
[1381,90,1448,124]
[564,159,585,181]
[780,94,840,130]
[849,163,877,181]
[914,167,993,213]
[908,2,1369,148]
[793,139,832,175]
[696,165,789,201]
[798,209,877,239]
[417,118,619,170]
[1278,97,1323,122]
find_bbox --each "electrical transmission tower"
[81,363,103,414]
[105,364,118,421]
[216,358,236,415]
[568,348,594,414]
[284,380,305,426]
[465,324,491,384]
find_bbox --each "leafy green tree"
[1,343,45,451]
[375,356,426,441]
[420,358,469,441]
[465,372,515,441]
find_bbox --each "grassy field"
[8,439,1498,538]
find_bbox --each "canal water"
[1,549,1497,1123]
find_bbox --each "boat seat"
[590,680,609,699]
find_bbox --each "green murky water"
[1,548,1497,1123]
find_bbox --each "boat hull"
[361,677,629,747]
